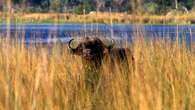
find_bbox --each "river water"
[0,24,194,48]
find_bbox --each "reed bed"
[1,12,195,24]
[0,35,194,110]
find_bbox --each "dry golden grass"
[0,36,194,110]
[1,12,195,24]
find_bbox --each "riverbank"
[1,12,195,24]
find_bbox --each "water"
[0,24,195,48]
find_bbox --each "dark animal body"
[108,47,134,73]
[68,37,134,109]
[68,37,134,70]
[68,37,134,90]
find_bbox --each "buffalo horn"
[68,39,77,50]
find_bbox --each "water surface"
[0,24,194,48]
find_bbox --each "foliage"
[50,0,61,12]
[145,2,158,14]
[3,0,195,14]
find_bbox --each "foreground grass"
[0,37,194,110]
[1,12,195,24]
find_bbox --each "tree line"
[0,0,195,14]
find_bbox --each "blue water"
[0,24,195,48]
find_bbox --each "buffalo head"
[68,37,116,92]
[68,37,114,61]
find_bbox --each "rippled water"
[0,24,194,48]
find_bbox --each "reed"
[0,2,194,109]
[0,34,194,110]
[1,12,195,24]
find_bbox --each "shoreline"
[0,12,195,24]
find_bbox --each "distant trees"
[95,0,105,11]
[50,0,61,12]
[129,0,144,14]
[0,0,194,14]
[0,0,4,10]
[145,2,158,14]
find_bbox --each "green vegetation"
[0,0,194,15]
[0,0,195,24]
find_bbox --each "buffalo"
[68,37,134,69]
[68,37,135,109]
[68,37,134,90]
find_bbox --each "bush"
[145,2,158,14]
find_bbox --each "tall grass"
[1,1,194,110]
[1,12,195,24]
[0,35,194,110]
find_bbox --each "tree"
[50,0,61,12]
[129,0,144,14]
[96,0,105,11]
[145,2,158,14]
[175,0,178,9]
[12,0,22,4]
[112,0,125,11]
[0,0,4,11]
[180,0,194,9]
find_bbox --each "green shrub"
[145,2,158,14]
